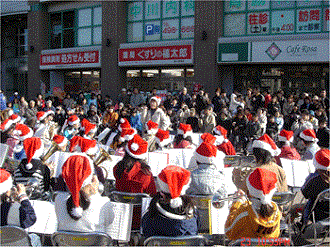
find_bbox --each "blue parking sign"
[145,24,160,35]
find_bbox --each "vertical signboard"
[296,8,322,33]
[247,11,270,35]
[271,10,295,34]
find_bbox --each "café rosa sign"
[286,44,317,56]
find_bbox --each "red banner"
[40,50,100,68]
[118,44,193,66]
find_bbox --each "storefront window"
[223,0,329,37]
[64,70,101,93]
[18,28,28,56]
[142,69,159,77]
[127,70,141,77]
[186,68,194,77]
[49,6,102,49]
[127,0,194,42]
[161,69,184,77]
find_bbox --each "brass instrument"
[48,121,59,139]
[10,178,40,202]
[93,147,112,180]
[41,141,61,163]
[212,193,247,209]
[225,155,256,182]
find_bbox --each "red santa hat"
[299,129,318,142]
[0,119,15,132]
[79,138,99,156]
[80,118,89,130]
[36,111,47,122]
[150,96,161,106]
[0,168,13,195]
[7,109,14,117]
[8,114,21,123]
[61,155,93,218]
[200,133,216,145]
[177,123,192,138]
[119,128,137,142]
[67,115,80,126]
[125,134,148,160]
[157,165,191,208]
[13,124,33,141]
[53,134,68,148]
[252,134,281,156]
[155,129,171,147]
[194,142,225,170]
[146,120,159,135]
[23,137,44,170]
[278,129,294,144]
[46,110,55,116]
[213,125,228,145]
[313,149,330,171]
[83,121,97,137]
[118,118,131,132]
[246,168,277,206]
[69,136,84,152]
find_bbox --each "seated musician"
[173,123,194,149]
[154,129,172,150]
[14,137,51,201]
[1,168,36,228]
[275,129,301,165]
[0,119,19,159]
[233,134,288,194]
[80,118,97,139]
[299,129,320,161]
[12,123,34,161]
[113,134,156,230]
[142,165,198,238]
[63,115,80,140]
[301,149,329,225]
[186,136,226,196]
[34,111,55,147]
[225,168,281,240]
[213,125,236,155]
[55,155,114,233]
[142,120,159,152]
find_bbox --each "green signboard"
[217,42,249,63]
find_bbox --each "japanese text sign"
[40,50,100,69]
[296,8,322,33]
[247,11,269,35]
[271,10,295,34]
[118,44,193,66]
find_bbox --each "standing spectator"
[23,100,38,128]
[117,88,130,105]
[186,108,199,133]
[102,104,119,129]
[97,94,105,113]
[200,105,216,133]
[317,120,330,148]
[43,100,56,112]
[130,87,145,108]
[243,112,262,152]
[244,88,253,110]
[267,95,281,116]
[251,87,265,112]
[319,89,329,111]
[282,95,295,116]
[36,94,45,110]
[277,90,286,110]
[0,90,7,110]
[274,111,284,131]
[216,110,232,137]
[264,89,272,108]
[130,108,142,135]
[195,89,209,115]
[54,105,66,127]
[257,108,267,134]
[81,98,89,115]
[212,88,224,114]
[178,87,192,108]
[19,96,29,116]
[12,98,20,114]
[63,94,75,110]
[232,109,248,152]
[88,93,98,110]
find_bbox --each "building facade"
[7,0,329,99]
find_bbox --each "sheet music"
[0,143,9,167]
[148,152,169,175]
[100,155,123,180]
[209,200,230,235]
[223,167,237,195]
[181,149,195,169]
[280,158,313,187]
[28,200,58,234]
[141,197,152,217]
[105,201,133,242]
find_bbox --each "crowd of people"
[0,85,329,246]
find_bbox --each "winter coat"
[141,107,171,131]
[301,142,320,161]
[130,114,143,132]
[317,126,330,148]
[186,164,227,196]
[142,197,198,238]
[55,192,115,233]
[130,93,145,108]
[200,113,216,134]
[103,111,119,128]
[225,200,281,240]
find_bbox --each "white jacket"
[141,107,171,131]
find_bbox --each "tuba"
[41,141,61,163]
[93,147,112,180]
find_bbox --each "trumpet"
[10,178,40,202]
[211,193,246,209]
[93,147,112,180]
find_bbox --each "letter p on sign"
[146,24,154,35]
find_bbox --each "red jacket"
[173,140,193,149]
[275,146,301,165]
[113,161,156,230]
[217,141,236,155]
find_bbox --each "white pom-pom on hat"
[170,197,183,208]
[131,143,139,151]
[71,206,83,218]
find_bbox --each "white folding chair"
[0,226,31,246]
[144,235,208,246]
[51,231,112,246]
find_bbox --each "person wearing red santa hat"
[213,125,236,155]
[63,115,81,140]
[0,119,19,160]
[80,118,97,139]
[141,95,171,132]
[35,110,56,148]
[141,165,198,238]
[154,129,171,150]
[13,137,51,201]
[186,141,227,196]
[8,114,21,124]
[275,129,301,165]
[113,134,156,230]
[55,155,114,233]
[173,123,194,149]
[233,134,288,194]
[142,120,159,152]
[12,123,34,161]
[0,168,37,229]
[299,129,320,161]
[225,168,281,240]
[301,149,329,225]
[52,134,69,152]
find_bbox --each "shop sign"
[118,44,193,66]
[162,19,179,40]
[324,8,330,31]
[40,49,100,69]
[247,11,270,35]
[296,8,322,33]
[271,10,295,34]
[217,43,249,63]
[252,39,328,63]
